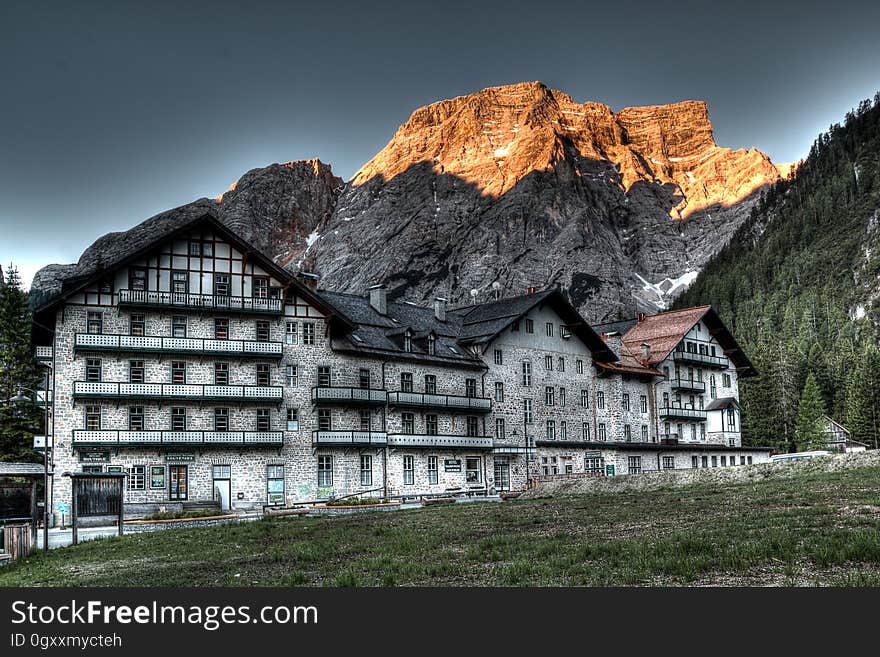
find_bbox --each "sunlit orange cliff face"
[353,81,782,219]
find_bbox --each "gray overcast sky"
[2,0,880,287]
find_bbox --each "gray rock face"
[31,82,781,323]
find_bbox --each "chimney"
[297,271,320,290]
[637,313,647,323]
[368,284,387,315]
[434,297,447,322]
[640,342,651,362]
[526,286,537,296]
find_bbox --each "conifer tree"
[795,373,827,450]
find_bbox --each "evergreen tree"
[795,373,826,450]
[0,265,41,463]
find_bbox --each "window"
[701,455,708,468]
[624,424,631,442]
[317,366,331,387]
[521,362,532,386]
[86,358,101,382]
[546,420,556,440]
[558,357,565,372]
[87,311,102,334]
[202,241,213,257]
[403,332,412,353]
[214,408,229,431]
[317,456,333,487]
[721,455,727,467]
[425,414,438,435]
[130,313,145,336]
[286,408,299,431]
[188,241,201,256]
[692,455,699,469]
[150,466,166,490]
[691,424,697,441]
[252,277,269,299]
[215,362,229,385]
[172,316,187,338]
[709,375,717,399]
[494,382,504,402]
[559,387,566,407]
[622,393,630,411]
[427,456,438,484]
[700,424,706,441]
[523,399,533,424]
[494,349,503,365]
[285,365,297,386]
[585,455,604,473]
[256,321,270,342]
[214,274,230,297]
[360,455,373,487]
[129,268,147,291]
[466,457,481,484]
[511,321,520,332]
[596,390,605,409]
[128,406,144,431]
[546,322,554,337]
[267,465,285,505]
[465,378,477,398]
[172,271,188,294]
[662,456,675,470]
[727,408,737,431]
[128,466,145,491]
[424,375,437,395]
[582,422,591,440]
[545,355,553,371]
[214,318,229,340]
[402,413,415,433]
[628,456,642,474]
[402,455,414,485]
[576,359,584,374]
[495,417,506,440]
[525,319,534,333]
[598,423,607,441]
[99,278,113,294]
[747,456,753,465]
[641,425,649,442]
[579,389,588,408]
[171,407,186,431]
[560,421,567,440]
[545,386,555,406]
[129,360,144,383]
[256,408,271,431]
[318,409,331,431]
[640,395,648,413]
[285,321,297,345]
[711,455,718,467]
[171,361,186,384]
[663,392,670,407]
[256,363,270,387]
[359,410,371,431]
[302,322,315,345]
[85,405,101,430]
[357,368,371,389]
[400,372,413,392]
[466,416,479,437]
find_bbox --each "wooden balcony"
[118,289,283,315]
[72,429,283,447]
[668,377,706,392]
[672,350,728,369]
[387,434,493,449]
[73,381,283,403]
[387,391,492,413]
[74,333,283,359]
[311,387,387,406]
[659,406,707,421]
[312,430,388,446]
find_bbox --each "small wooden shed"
[0,462,51,560]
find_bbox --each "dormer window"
[403,331,412,353]
[427,334,436,355]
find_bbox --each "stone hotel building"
[32,212,771,517]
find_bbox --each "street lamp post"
[10,367,52,551]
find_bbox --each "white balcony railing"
[311,387,387,404]
[387,391,492,412]
[35,346,53,360]
[118,289,282,314]
[75,333,282,357]
[312,430,388,445]
[73,381,283,402]
[72,429,283,446]
[387,434,493,449]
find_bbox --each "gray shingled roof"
[705,397,739,411]
[593,318,638,336]
[0,462,50,477]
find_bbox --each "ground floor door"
[169,465,188,501]
[494,458,510,491]
[212,465,231,511]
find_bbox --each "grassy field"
[2,463,880,587]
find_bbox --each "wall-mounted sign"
[79,451,110,463]
[150,465,166,489]
[164,453,195,462]
[605,464,616,477]
[444,459,462,472]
